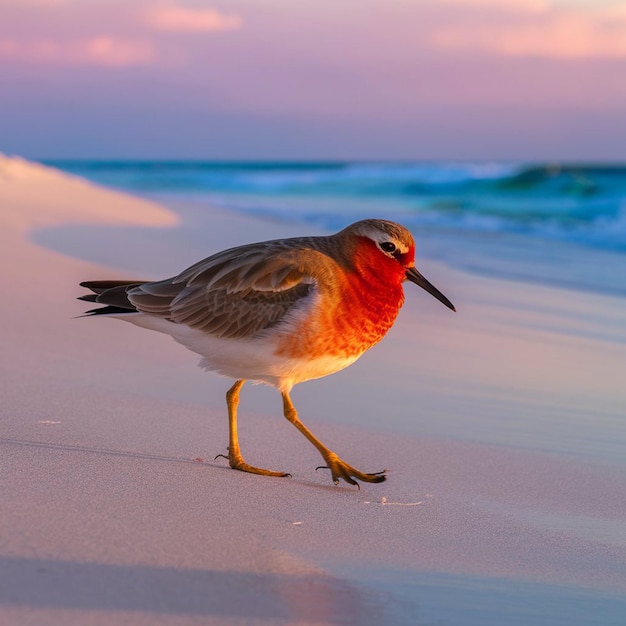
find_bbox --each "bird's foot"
[214,451,291,478]
[316,453,386,488]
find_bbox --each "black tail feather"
[82,305,137,316]
[80,280,142,294]
[79,280,145,315]
[78,294,98,303]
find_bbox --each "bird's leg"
[281,392,386,487]
[216,379,290,478]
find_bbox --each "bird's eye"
[380,241,397,253]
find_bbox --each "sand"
[1,154,625,625]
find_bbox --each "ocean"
[45,160,626,298]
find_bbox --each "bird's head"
[342,219,456,312]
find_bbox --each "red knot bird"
[80,219,455,486]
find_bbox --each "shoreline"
[35,186,626,299]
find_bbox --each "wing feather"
[126,241,329,339]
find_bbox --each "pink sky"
[1,0,625,160]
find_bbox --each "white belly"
[112,313,361,392]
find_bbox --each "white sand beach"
[1,155,625,625]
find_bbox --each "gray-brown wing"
[172,238,318,292]
[126,242,326,339]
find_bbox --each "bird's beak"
[405,266,456,311]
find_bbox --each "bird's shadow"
[0,437,361,492]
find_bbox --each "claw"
[315,456,385,487]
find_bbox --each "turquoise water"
[45,160,626,250]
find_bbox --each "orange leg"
[281,391,386,487]
[216,380,290,478]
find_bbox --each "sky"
[1,0,626,161]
